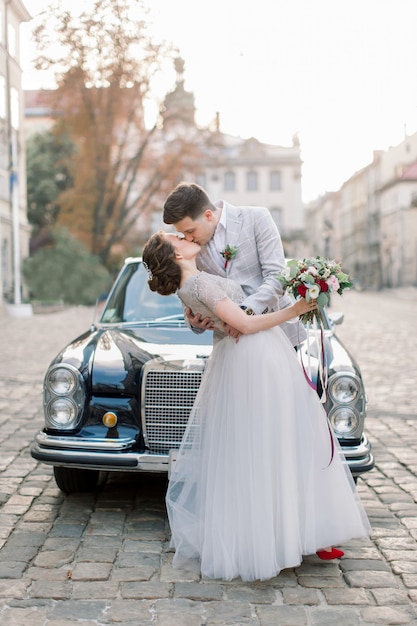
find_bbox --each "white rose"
[308,284,320,299]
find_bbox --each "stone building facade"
[153,60,305,259]
[306,133,417,289]
[0,0,31,309]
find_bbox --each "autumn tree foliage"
[31,0,202,266]
[26,126,76,251]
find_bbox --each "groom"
[163,181,305,347]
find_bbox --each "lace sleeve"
[195,273,227,315]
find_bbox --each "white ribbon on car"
[300,312,333,466]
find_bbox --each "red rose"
[318,279,329,292]
[297,284,307,297]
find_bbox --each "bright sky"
[21,0,417,202]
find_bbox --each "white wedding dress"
[166,272,371,582]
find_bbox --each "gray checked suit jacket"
[196,201,306,347]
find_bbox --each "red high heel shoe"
[316,548,344,560]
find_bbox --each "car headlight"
[328,406,360,437]
[43,364,85,430]
[47,398,79,427]
[46,367,77,395]
[328,373,360,404]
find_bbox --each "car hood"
[51,322,357,396]
[52,324,212,395]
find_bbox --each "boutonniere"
[220,244,238,269]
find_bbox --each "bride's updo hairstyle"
[142,231,182,296]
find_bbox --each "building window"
[246,170,258,191]
[224,171,235,191]
[196,173,206,189]
[11,87,19,129]
[0,76,5,119]
[270,170,282,190]
[8,23,16,58]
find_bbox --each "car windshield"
[100,261,184,324]
[100,259,334,329]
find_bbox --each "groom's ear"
[203,208,214,221]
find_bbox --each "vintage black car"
[31,258,374,493]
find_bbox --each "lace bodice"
[178,272,245,341]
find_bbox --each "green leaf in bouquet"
[317,292,328,307]
[337,271,350,283]
[301,273,315,284]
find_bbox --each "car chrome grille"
[143,367,203,455]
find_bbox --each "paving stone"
[401,574,417,588]
[122,539,163,554]
[173,581,224,601]
[297,575,345,588]
[310,607,363,625]
[282,587,320,605]
[0,545,39,562]
[256,605,308,625]
[71,581,119,599]
[104,599,155,623]
[47,599,108,621]
[199,599,254,623]
[340,558,390,572]
[0,561,27,578]
[111,566,160,582]
[322,587,370,605]
[116,551,159,569]
[383,549,417,562]
[29,580,72,599]
[120,581,172,599]
[33,550,74,568]
[344,570,400,588]
[76,546,119,562]
[26,564,75,581]
[0,606,48,626]
[1,293,417,623]
[360,606,416,624]
[377,537,417,549]
[226,584,277,603]
[49,523,86,538]
[0,580,28,598]
[391,560,417,574]
[69,562,112,581]
[371,588,411,605]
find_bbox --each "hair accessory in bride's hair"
[142,261,153,280]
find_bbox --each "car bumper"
[31,431,170,473]
[31,431,374,477]
[341,434,374,477]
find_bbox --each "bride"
[142,231,371,582]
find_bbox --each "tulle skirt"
[166,326,371,581]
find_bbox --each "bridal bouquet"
[278,256,353,324]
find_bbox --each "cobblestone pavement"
[0,288,416,625]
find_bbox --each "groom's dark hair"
[163,182,216,224]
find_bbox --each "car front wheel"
[53,466,100,494]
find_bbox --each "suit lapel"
[224,204,243,275]
[196,202,242,276]
[197,246,224,275]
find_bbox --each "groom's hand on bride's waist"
[186,308,216,330]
